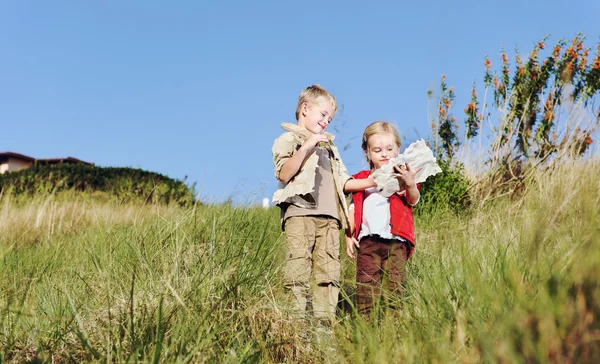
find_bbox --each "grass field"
[1,160,599,363]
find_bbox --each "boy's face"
[367,132,399,169]
[298,98,335,134]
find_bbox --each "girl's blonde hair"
[295,84,338,120]
[361,121,401,170]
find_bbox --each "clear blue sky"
[1,1,599,204]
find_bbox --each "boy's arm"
[344,177,376,193]
[332,146,377,193]
[277,134,329,183]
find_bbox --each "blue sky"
[1,1,599,204]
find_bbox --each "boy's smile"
[298,98,335,134]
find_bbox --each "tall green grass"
[1,160,599,362]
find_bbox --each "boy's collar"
[281,122,336,141]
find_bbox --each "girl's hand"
[345,235,360,259]
[393,163,420,189]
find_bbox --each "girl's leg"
[381,240,409,308]
[356,236,383,316]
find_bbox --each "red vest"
[351,170,418,258]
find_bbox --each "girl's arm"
[345,204,360,259]
[404,183,420,205]
[394,163,420,205]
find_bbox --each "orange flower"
[518,67,525,75]
[553,45,561,58]
[502,53,508,64]
[472,88,477,97]
[484,59,491,69]
[585,136,593,144]
[530,49,538,59]
[441,74,446,81]
[451,117,457,122]
[431,123,436,129]
[580,49,589,69]
[592,58,600,70]
[454,124,459,130]
[538,41,545,49]
[577,42,583,51]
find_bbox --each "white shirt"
[350,187,419,241]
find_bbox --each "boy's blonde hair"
[295,84,338,121]
[361,121,402,170]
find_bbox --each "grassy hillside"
[1,159,599,362]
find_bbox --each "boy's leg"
[356,236,383,316]
[283,217,315,318]
[381,240,409,308]
[312,217,341,324]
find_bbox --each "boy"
[272,84,375,324]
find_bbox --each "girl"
[345,121,420,316]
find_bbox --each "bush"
[417,159,470,214]
[0,163,195,206]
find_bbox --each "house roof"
[37,157,94,166]
[0,152,36,162]
[0,152,93,165]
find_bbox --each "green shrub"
[0,164,195,206]
[417,159,470,214]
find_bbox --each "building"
[0,152,93,174]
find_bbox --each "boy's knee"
[283,254,311,285]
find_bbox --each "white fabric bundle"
[371,139,442,197]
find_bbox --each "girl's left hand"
[393,163,419,189]
[345,235,360,259]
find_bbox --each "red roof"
[1,152,93,165]
[36,157,94,166]
[0,152,35,162]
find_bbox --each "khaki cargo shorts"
[283,216,341,286]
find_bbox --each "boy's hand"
[300,134,329,151]
[393,163,421,189]
[345,235,360,259]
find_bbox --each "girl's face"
[367,132,399,169]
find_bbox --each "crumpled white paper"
[371,139,442,197]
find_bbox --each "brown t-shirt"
[283,148,339,223]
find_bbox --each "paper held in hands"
[371,139,443,198]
